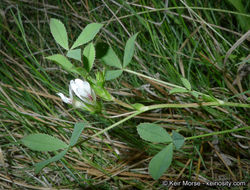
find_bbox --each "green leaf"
[227,0,250,31]
[46,54,77,73]
[46,54,73,70]
[50,18,69,50]
[204,107,225,118]
[202,94,217,102]
[169,88,189,94]
[69,122,87,147]
[101,46,122,69]
[137,123,172,143]
[71,23,103,49]
[92,85,112,101]
[172,131,185,150]
[105,70,123,80]
[21,133,68,151]
[181,77,191,90]
[149,143,173,180]
[95,71,105,87]
[34,149,67,174]
[190,91,199,99]
[123,33,138,68]
[66,49,81,62]
[74,67,88,77]
[227,0,244,11]
[83,42,95,72]
[132,103,145,111]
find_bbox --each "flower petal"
[57,93,72,104]
[70,80,82,98]
[76,79,91,91]
[73,100,87,109]
[72,79,92,102]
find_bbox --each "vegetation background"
[0,0,249,189]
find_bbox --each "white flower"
[70,79,96,105]
[57,79,96,109]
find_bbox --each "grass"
[0,0,249,189]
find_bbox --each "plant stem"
[79,69,249,146]
[124,68,182,89]
[74,110,143,147]
[112,97,133,109]
[146,101,250,110]
[123,69,219,100]
[91,110,143,138]
[185,126,250,141]
[75,100,249,146]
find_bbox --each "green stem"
[91,110,143,138]
[75,101,249,146]
[123,69,219,100]
[112,97,133,109]
[185,126,250,141]
[124,68,182,89]
[76,70,250,146]
[146,101,250,110]
[74,110,143,147]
